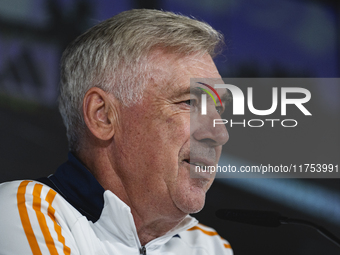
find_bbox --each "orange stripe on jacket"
[187,225,218,236]
[17,181,42,255]
[220,237,232,249]
[223,243,232,249]
[45,189,71,255]
[33,183,59,255]
[187,224,232,249]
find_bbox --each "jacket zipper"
[140,246,146,255]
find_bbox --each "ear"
[83,87,117,141]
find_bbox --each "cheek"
[119,106,190,170]
[165,114,190,141]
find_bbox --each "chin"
[169,165,214,215]
[173,184,208,214]
[176,197,206,214]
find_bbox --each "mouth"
[185,160,208,169]
[183,158,215,179]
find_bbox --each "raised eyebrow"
[171,87,204,100]
[169,86,191,99]
[190,87,231,105]
[190,87,205,96]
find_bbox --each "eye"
[216,106,224,115]
[183,99,197,106]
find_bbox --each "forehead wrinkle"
[146,52,221,100]
[148,61,187,97]
[167,59,221,98]
[150,50,220,79]
[175,55,221,78]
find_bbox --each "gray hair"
[59,9,224,152]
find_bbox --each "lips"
[183,158,216,179]
[190,162,207,168]
[187,158,215,168]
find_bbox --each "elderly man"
[0,9,231,254]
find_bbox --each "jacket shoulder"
[0,180,79,254]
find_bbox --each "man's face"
[111,52,229,220]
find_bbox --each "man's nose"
[192,107,229,147]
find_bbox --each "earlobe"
[83,87,116,141]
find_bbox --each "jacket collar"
[48,152,105,222]
[97,190,198,249]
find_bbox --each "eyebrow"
[169,85,191,98]
[172,85,232,107]
[191,87,232,106]
[190,87,205,97]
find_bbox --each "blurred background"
[0,0,339,254]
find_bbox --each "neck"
[131,206,186,245]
